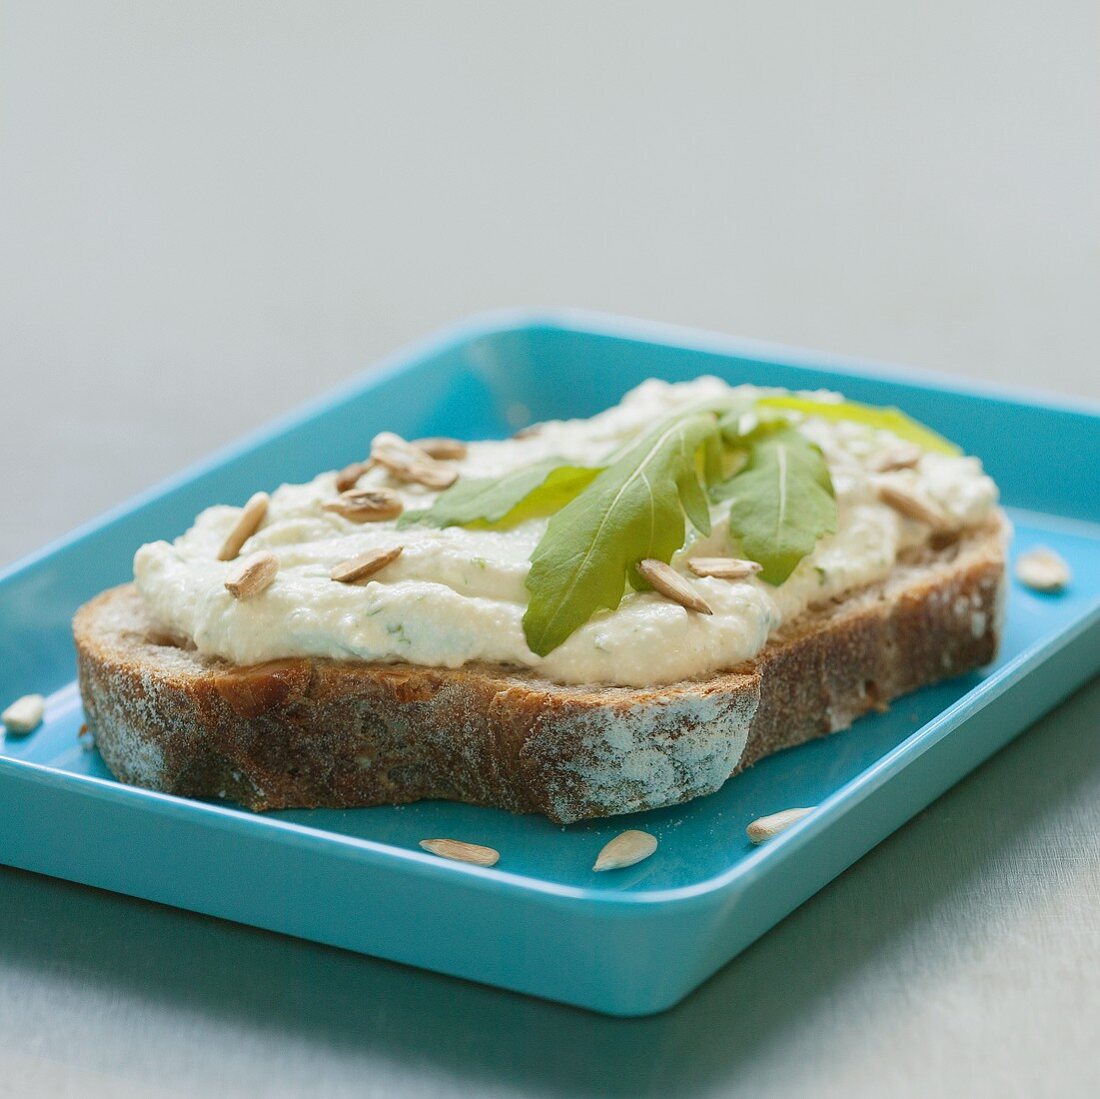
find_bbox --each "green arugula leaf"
[756,395,959,454]
[522,412,719,657]
[398,389,946,652]
[715,397,758,442]
[719,426,838,585]
[398,458,599,530]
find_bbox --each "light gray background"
[1,2,1098,1096]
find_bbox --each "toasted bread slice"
[73,514,1007,823]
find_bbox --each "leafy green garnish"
[716,426,838,585]
[393,387,958,654]
[522,411,721,657]
[398,459,599,530]
[756,395,959,454]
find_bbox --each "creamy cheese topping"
[134,378,998,686]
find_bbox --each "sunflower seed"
[411,436,467,460]
[371,432,458,490]
[334,459,375,492]
[746,807,815,844]
[866,444,922,472]
[593,830,658,871]
[369,431,422,464]
[636,559,713,614]
[323,487,404,522]
[2,693,45,734]
[330,546,403,584]
[217,492,269,561]
[419,838,500,867]
[1015,546,1071,593]
[225,552,279,599]
[410,463,457,490]
[687,556,762,580]
[875,482,952,530]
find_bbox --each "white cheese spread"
[133,378,998,686]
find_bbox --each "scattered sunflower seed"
[746,807,815,844]
[334,459,375,492]
[593,829,658,871]
[636,559,713,614]
[875,482,952,530]
[1,693,45,734]
[687,557,762,580]
[867,444,922,473]
[1015,546,1071,593]
[224,552,279,599]
[217,492,270,561]
[419,838,500,867]
[330,546,403,584]
[406,462,457,490]
[371,432,458,490]
[411,436,467,460]
[323,487,404,522]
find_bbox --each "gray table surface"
[1,2,1098,1095]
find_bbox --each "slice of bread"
[74,513,1007,824]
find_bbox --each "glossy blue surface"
[1,312,1098,1015]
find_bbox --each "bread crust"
[73,515,1007,823]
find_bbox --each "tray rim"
[3,308,1099,915]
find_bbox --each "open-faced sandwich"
[74,377,1008,822]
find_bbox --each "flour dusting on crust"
[542,692,759,822]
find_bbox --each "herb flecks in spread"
[133,378,998,687]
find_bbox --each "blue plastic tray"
[2,312,1098,1016]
